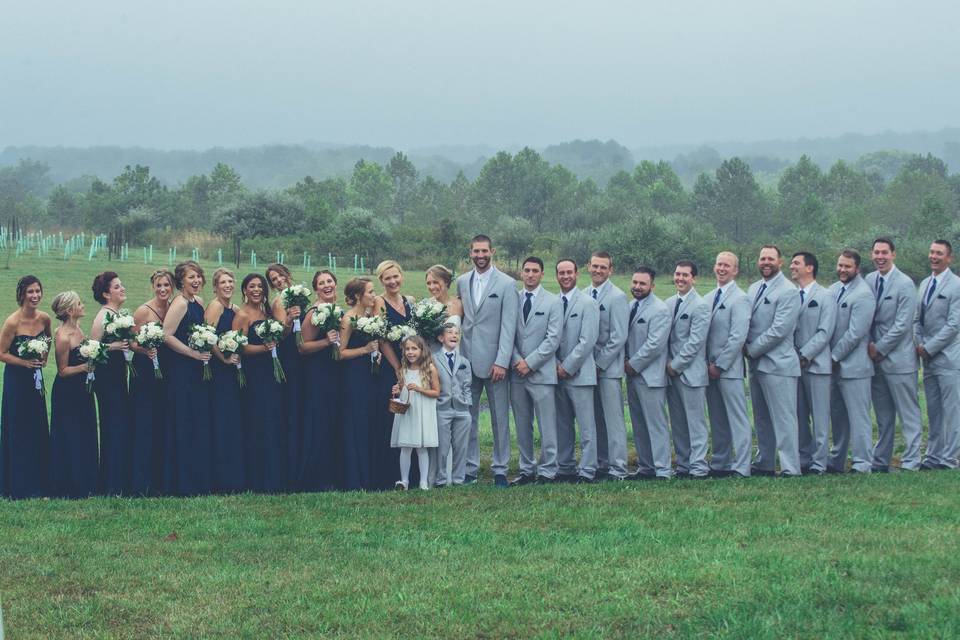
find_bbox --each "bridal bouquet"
[351,313,387,374]
[311,303,344,360]
[409,298,449,340]
[187,323,219,381]
[103,308,137,378]
[78,338,110,393]
[281,283,312,346]
[135,321,166,379]
[386,323,417,344]
[17,335,51,396]
[255,318,287,383]
[217,329,249,387]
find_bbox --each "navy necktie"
[523,291,533,322]
[921,277,937,325]
[447,352,455,372]
[754,282,767,307]
[673,297,682,318]
[712,288,722,310]
[837,286,846,304]
[876,276,884,303]
[629,300,639,323]
[562,295,568,315]
[591,289,598,300]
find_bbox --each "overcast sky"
[2,0,958,150]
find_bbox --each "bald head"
[714,251,740,286]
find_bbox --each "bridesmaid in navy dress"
[48,291,98,499]
[0,276,51,499]
[375,260,414,490]
[233,273,286,493]
[266,263,304,490]
[205,267,245,493]
[296,269,342,491]
[339,278,381,491]
[90,271,133,495]
[129,269,173,495]
[162,261,214,496]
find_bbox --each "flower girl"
[391,334,440,490]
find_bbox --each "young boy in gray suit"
[433,324,473,486]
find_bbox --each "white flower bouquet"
[78,338,110,393]
[311,303,345,360]
[386,323,417,344]
[217,329,249,387]
[187,323,219,381]
[351,313,387,374]
[281,283,312,345]
[17,335,51,395]
[135,321,166,379]
[255,318,287,383]
[409,298,450,340]
[103,308,137,378]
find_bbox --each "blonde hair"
[399,334,435,389]
[212,267,235,290]
[150,269,174,287]
[51,291,81,322]
[376,260,403,281]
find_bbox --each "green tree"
[348,160,393,215]
[496,216,536,267]
[323,206,392,268]
[387,152,418,224]
[693,158,770,244]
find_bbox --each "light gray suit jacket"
[511,288,563,385]
[865,266,919,375]
[585,280,629,379]
[557,289,599,386]
[705,283,749,380]
[828,274,875,379]
[456,266,518,379]
[625,294,671,388]
[914,269,960,373]
[746,271,801,377]
[434,350,472,414]
[665,290,710,387]
[794,281,836,375]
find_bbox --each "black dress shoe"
[750,466,776,477]
[688,473,709,480]
[825,467,845,475]
[708,469,732,478]
[778,471,801,478]
[595,470,611,481]
[850,468,871,475]
[800,465,812,474]
[628,471,657,481]
[574,476,595,484]
[463,474,478,485]
[556,473,579,484]
[508,474,534,487]
[535,475,557,485]
[494,474,509,487]
[675,470,692,479]
[871,466,890,474]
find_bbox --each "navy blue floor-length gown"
[243,320,287,493]
[162,299,214,496]
[129,337,167,496]
[279,329,303,490]
[0,333,50,499]
[211,307,245,493]
[342,328,375,491]
[49,346,98,499]
[96,344,131,495]
[297,316,341,491]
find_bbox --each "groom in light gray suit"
[827,250,875,474]
[554,259,600,482]
[705,251,751,478]
[624,266,673,479]
[665,260,711,478]
[790,251,836,475]
[585,251,630,480]
[456,234,518,486]
[915,240,960,470]
[510,256,563,484]
[866,238,922,472]
[745,245,802,476]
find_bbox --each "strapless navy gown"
[49,346,98,498]
[129,345,167,496]
[211,307,245,493]
[341,330,375,491]
[296,313,341,491]
[0,333,50,499]
[243,320,287,493]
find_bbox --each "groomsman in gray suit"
[745,245,802,476]
[827,249,875,474]
[433,324,473,486]
[866,238,922,472]
[554,259,600,482]
[624,266,673,479]
[456,234,518,487]
[510,257,563,484]
[915,240,960,470]
[704,251,751,478]
[790,251,836,475]
[585,251,630,480]
[665,260,711,478]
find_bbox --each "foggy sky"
[2,0,958,151]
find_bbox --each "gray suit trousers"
[594,378,629,478]
[626,377,672,477]
[751,372,801,475]
[706,378,751,476]
[511,380,559,478]
[468,375,511,477]
[435,410,471,485]
[922,369,960,469]
[797,371,832,473]
[829,377,873,473]
[871,372,923,470]
[667,379,709,476]
[556,383,598,478]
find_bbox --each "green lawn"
[2,254,959,638]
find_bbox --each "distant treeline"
[1,144,958,279]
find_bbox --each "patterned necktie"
[447,352,455,372]
[712,288,722,310]
[523,291,533,322]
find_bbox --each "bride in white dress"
[425,265,463,346]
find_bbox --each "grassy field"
[1,254,959,638]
